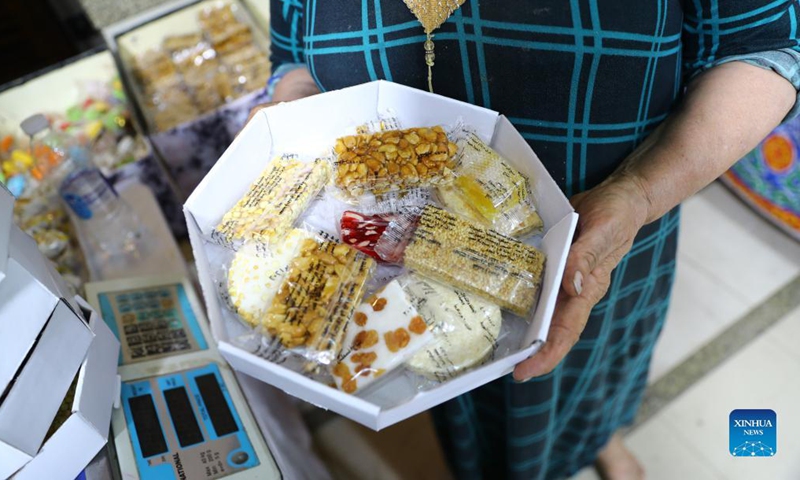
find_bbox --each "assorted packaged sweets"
[130,1,271,131]
[211,119,548,396]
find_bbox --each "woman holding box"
[254,1,800,479]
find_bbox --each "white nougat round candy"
[227,229,311,326]
[404,276,502,382]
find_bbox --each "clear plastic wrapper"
[149,85,200,131]
[172,42,217,80]
[208,22,253,55]
[377,204,546,316]
[198,1,239,32]
[226,229,313,326]
[331,126,458,197]
[438,129,543,237]
[264,238,375,363]
[129,1,272,131]
[337,187,430,262]
[214,155,331,247]
[340,211,394,261]
[398,274,503,382]
[134,50,177,87]
[162,32,204,53]
[332,279,432,393]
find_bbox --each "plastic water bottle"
[22,114,143,255]
[59,168,143,255]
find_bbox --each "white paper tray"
[185,81,578,430]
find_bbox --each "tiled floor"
[574,307,800,480]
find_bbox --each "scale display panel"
[121,363,260,480]
[97,282,208,365]
[86,275,282,480]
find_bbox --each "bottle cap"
[20,114,50,137]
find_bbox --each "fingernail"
[573,271,583,295]
[514,376,533,383]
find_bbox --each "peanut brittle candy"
[264,239,374,355]
[333,126,457,196]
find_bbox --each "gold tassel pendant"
[402,0,466,93]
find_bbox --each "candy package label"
[403,205,545,316]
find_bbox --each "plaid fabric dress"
[270,1,799,478]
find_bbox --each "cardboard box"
[0,184,13,283]
[184,81,578,430]
[0,299,94,479]
[0,49,186,236]
[104,0,272,196]
[12,297,120,480]
[0,227,81,398]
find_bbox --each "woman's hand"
[513,175,649,382]
[245,67,320,124]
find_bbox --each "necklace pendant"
[424,37,435,67]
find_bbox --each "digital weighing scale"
[86,274,281,480]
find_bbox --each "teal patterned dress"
[269,1,800,478]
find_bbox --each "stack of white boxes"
[0,185,120,480]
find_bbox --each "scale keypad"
[98,283,208,365]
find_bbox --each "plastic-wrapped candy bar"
[227,229,312,326]
[134,50,177,88]
[162,33,204,52]
[438,131,543,237]
[264,239,374,357]
[307,251,373,366]
[333,279,432,393]
[215,156,330,246]
[198,1,239,32]
[340,211,393,261]
[400,275,503,382]
[381,205,545,316]
[150,87,199,131]
[332,126,457,197]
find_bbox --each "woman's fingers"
[514,251,615,381]
[513,288,595,381]
[562,213,619,297]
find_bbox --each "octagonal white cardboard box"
[185,80,578,430]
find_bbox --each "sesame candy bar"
[403,205,546,316]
